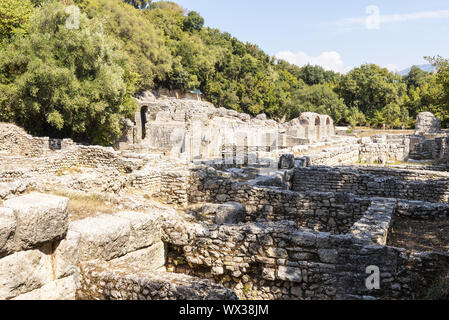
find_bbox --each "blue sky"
[170,0,449,73]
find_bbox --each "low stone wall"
[187,168,371,234]
[292,167,449,203]
[359,135,410,163]
[77,260,238,300]
[161,197,449,300]
[395,200,449,220]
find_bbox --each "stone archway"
[326,117,331,137]
[315,117,321,141]
[140,106,149,140]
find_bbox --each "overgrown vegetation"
[1,0,449,145]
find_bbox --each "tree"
[0,0,34,41]
[183,11,204,32]
[403,65,430,89]
[337,64,407,122]
[84,0,172,91]
[0,1,137,145]
[297,64,340,86]
[123,0,152,9]
[286,84,349,123]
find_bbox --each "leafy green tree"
[123,0,152,9]
[286,84,349,123]
[337,64,407,121]
[0,0,34,41]
[345,107,366,128]
[183,11,204,32]
[0,1,137,145]
[403,65,431,89]
[297,64,341,86]
[84,0,172,92]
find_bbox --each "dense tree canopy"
[0,1,137,145]
[1,0,449,145]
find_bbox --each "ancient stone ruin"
[0,100,448,300]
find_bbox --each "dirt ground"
[388,217,449,253]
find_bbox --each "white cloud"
[333,9,449,31]
[276,51,345,73]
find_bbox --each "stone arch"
[326,117,331,136]
[140,106,149,140]
[315,116,321,141]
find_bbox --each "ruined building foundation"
[0,101,448,300]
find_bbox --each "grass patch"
[55,166,84,177]
[50,190,118,221]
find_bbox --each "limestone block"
[69,214,131,261]
[277,266,302,283]
[415,112,441,134]
[3,193,69,251]
[110,241,165,271]
[279,154,295,169]
[202,202,246,225]
[0,249,53,299]
[318,249,338,263]
[12,276,76,300]
[113,211,160,251]
[0,207,15,257]
[54,230,81,279]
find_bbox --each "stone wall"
[77,260,237,300]
[160,197,449,300]
[291,167,449,203]
[133,99,335,160]
[187,168,371,234]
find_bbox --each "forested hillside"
[1,0,449,145]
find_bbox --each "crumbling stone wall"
[292,167,449,203]
[133,99,335,161]
[187,168,371,234]
[160,195,449,300]
[78,260,237,300]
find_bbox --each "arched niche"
[140,106,149,140]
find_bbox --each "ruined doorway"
[315,117,321,141]
[141,106,148,140]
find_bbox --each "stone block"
[54,230,81,279]
[110,241,165,271]
[69,214,131,261]
[12,276,76,300]
[277,266,302,283]
[0,248,53,299]
[3,193,69,251]
[113,211,161,251]
[0,208,15,257]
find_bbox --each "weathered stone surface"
[415,112,441,135]
[69,214,131,261]
[110,241,165,271]
[0,207,15,257]
[279,154,295,169]
[202,202,245,225]
[12,276,76,300]
[54,230,81,279]
[0,248,53,299]
[3,193,68,251]
[113,211,160,251]
[277,266,302,283]
[78,260,238,300]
